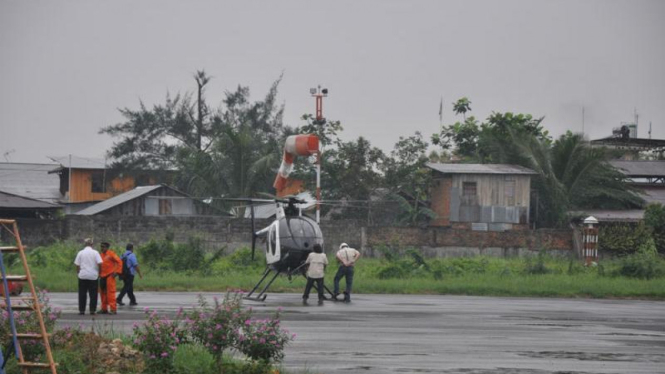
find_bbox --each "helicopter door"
[265,221,281,265]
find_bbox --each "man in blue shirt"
[116,243,142,306]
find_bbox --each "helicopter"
[239,196,336,302]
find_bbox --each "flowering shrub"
[0,289,61,360]
[237,309,294,363]
[187,292,251,362]
[132,307,189,374]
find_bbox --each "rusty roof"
[426,163,537,175]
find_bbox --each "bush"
[139,234,225,274]
[644,203,665,254]
[612,239,665,280]
[523,251,551,275]
[173,344,216,374]
[237,309,294,363]
[376,264,408,279]
[599,222,651,255]
[0,289,60,361]
[132,307,189,373]
[187,292,251,362]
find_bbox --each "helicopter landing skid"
[244,268,280,302]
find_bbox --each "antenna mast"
[310,86,328,223]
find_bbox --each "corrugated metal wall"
[449,174,531,225]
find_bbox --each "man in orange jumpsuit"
[98,242,122,314]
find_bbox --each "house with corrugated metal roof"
[0,162,61,204]
[426,163,537,230]
[0,190,61,218]
[74,184,227,216]
[573,160,665,223]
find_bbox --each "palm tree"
[453,97,472,120]
[487,131,643,227]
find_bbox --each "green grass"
[11,241,665,299]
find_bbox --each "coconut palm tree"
[487,131,643,227]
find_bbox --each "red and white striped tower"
[582,216,599,265]
[311,86,328,223]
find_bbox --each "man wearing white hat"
[333,242,361,303]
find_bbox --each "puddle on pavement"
[518,350,665,362]
[415,369,598,374]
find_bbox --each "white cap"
[339,243,349,250]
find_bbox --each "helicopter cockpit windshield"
[278,215,323,251]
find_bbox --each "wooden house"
[47,156,169,208]
[427,163,537,230]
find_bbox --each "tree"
[452,97,471,120]
[383,132,437,225]
[101,71,285,201]
[433,99,643,227]
[319,137,385,219]
[433,98,550,162]
[488,130,644,227]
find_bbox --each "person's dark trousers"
[334,265,355,301]
[78,278,98,314]
[117,274,137,305]
[303,277,324,301]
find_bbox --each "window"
[462,182,477,205]
[159,199,172,215]
[91,171,105,193]
[505,176,516,205]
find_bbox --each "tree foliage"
[101,71,284,201]
[644,203,665,254]
[433,98,643,227]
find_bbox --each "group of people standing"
[302,242,361,305]
[74,238,142,315]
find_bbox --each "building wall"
[430,176,452,226]
[69,169,136,203]
[6,216,573,258]
[98,189,215,216]
[431,173,531,228]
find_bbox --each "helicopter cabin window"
[461,181,478,206]
[269,224,277,256]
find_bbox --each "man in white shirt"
[302,244,328,305]
[74,238,103,315]
[333,242,361,303]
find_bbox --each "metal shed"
[427,163,537,230]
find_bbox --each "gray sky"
[1,0,664,164]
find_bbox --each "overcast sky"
[1,0,664,164]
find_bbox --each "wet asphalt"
[51,292,665,374]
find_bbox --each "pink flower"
[161,352,168,358]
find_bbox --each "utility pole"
[310,86,328,223]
